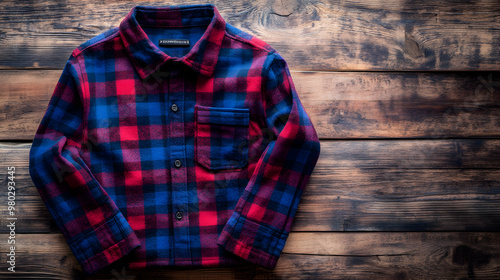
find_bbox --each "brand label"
[159,39,190,46]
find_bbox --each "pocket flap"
[195,105,249,126]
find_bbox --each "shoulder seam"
[71,28,120,58]
[224,28,275,54]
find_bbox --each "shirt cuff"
[215,211,287,269]
[68,211,141,275]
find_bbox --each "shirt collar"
[119,4,226,79]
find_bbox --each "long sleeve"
[216,52,321,269]
[28,55,141,275]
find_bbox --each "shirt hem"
[127,257,249,269]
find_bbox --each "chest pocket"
[194,105,250,170]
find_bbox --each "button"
[175,211,183,221]
[171,103,178,112]
[174,159,182,168]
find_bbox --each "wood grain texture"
[1,70,499,140]
[0,0,500,70]
[2,140,499,233]
[0,232,498,279]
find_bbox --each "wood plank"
[0,71,54,139]
[297,71,500,139]
[0,232,498,279]
[1,70,499,140]
[1,140,499,233]
[0,0,499,70]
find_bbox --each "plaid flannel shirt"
[28,3,320,275]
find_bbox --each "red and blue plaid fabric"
[28,3,320,275]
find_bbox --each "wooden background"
[1,0,500,279]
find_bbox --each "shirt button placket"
[167,66,191,264]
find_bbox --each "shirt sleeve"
[216,52,321,269]
[28,55,141,275]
